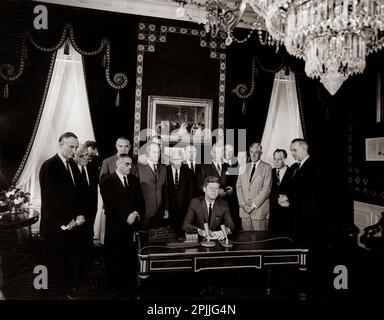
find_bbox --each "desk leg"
[298,268,307,301]
[266,269,272,295]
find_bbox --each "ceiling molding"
[31,0,262,30]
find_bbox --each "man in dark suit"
[166,149,193,237]
[39,132,86,298]
[137,142,168,230]
[183,176,235,239]
[184,144,202,197]
[279,138,321,246]
[197,142,231,198]
[269,149,293,235]
[73,144,99,285]
[224,143,241,230]
[100,154,143,287]
[99,136,131,185]
[84,140,101,173]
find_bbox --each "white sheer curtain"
[261,69,304,167]
[16,43,101,236]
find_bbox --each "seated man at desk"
[182,176,235,240]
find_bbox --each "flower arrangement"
[0,185,30,213]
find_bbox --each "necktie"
[153,164,158,179]
[249,163,256,182]
[293,163,300,178]
[66,160,75,185]
[217,163,221,176]
[123,176,129,189]
[208,203,213,225]
[81,166,89,186]
[276,169,280,185]
[175,168,179,185]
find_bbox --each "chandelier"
[173,0,249,39]
[173,0,384,95]
[248,0,384,95]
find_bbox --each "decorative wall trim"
[133,23,226,154]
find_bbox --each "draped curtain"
[261,70,304,166]
[15,43,100,235]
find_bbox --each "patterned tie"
[249,163,256,182]
[175,168,179,185]
[276,169,280,185]
[123,176,129,189]
[217,163,221,176]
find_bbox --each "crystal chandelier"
[173,0,248,39]
[248,0,384,95]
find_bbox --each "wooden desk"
[137,231,308,282]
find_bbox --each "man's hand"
[67,219,77,230]
[278,195,289,207]
[211,230,226,241]
[127,211,139,226]
[197,228,213,238]
[163,210,169,219]
[76,215,86,226]
[127,211,139,225]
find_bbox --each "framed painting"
[366,137,384,161]
[147,96,213,144]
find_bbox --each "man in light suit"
[137,142,168,230]
[236,143,272,231]
[182,176,235,240]
[99,136,131,185]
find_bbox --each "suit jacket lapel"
[144,164,156,182]
[200,197,209,225]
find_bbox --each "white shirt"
[77,164,90,186]
[58,153,75,185]
[205,199,215,220]
[298,155,310,169]
[116,170,128,187]
[249,159,261,176]
[212,160,223,174]
[276,165,287,181]
[147,159,158,173]
[186,160,195,171]
[171,166,180,184]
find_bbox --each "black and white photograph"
[0,0,384,314]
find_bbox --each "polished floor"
[1,237,383,302]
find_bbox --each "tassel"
[4,84,9,100]
[102,53,107,68]
[64,39,70,55]
[115,90,120,107]
[241,101,246,116]
[285,65,290,76]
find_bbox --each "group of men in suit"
[39,131,318,297]
[39,132,100,298]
